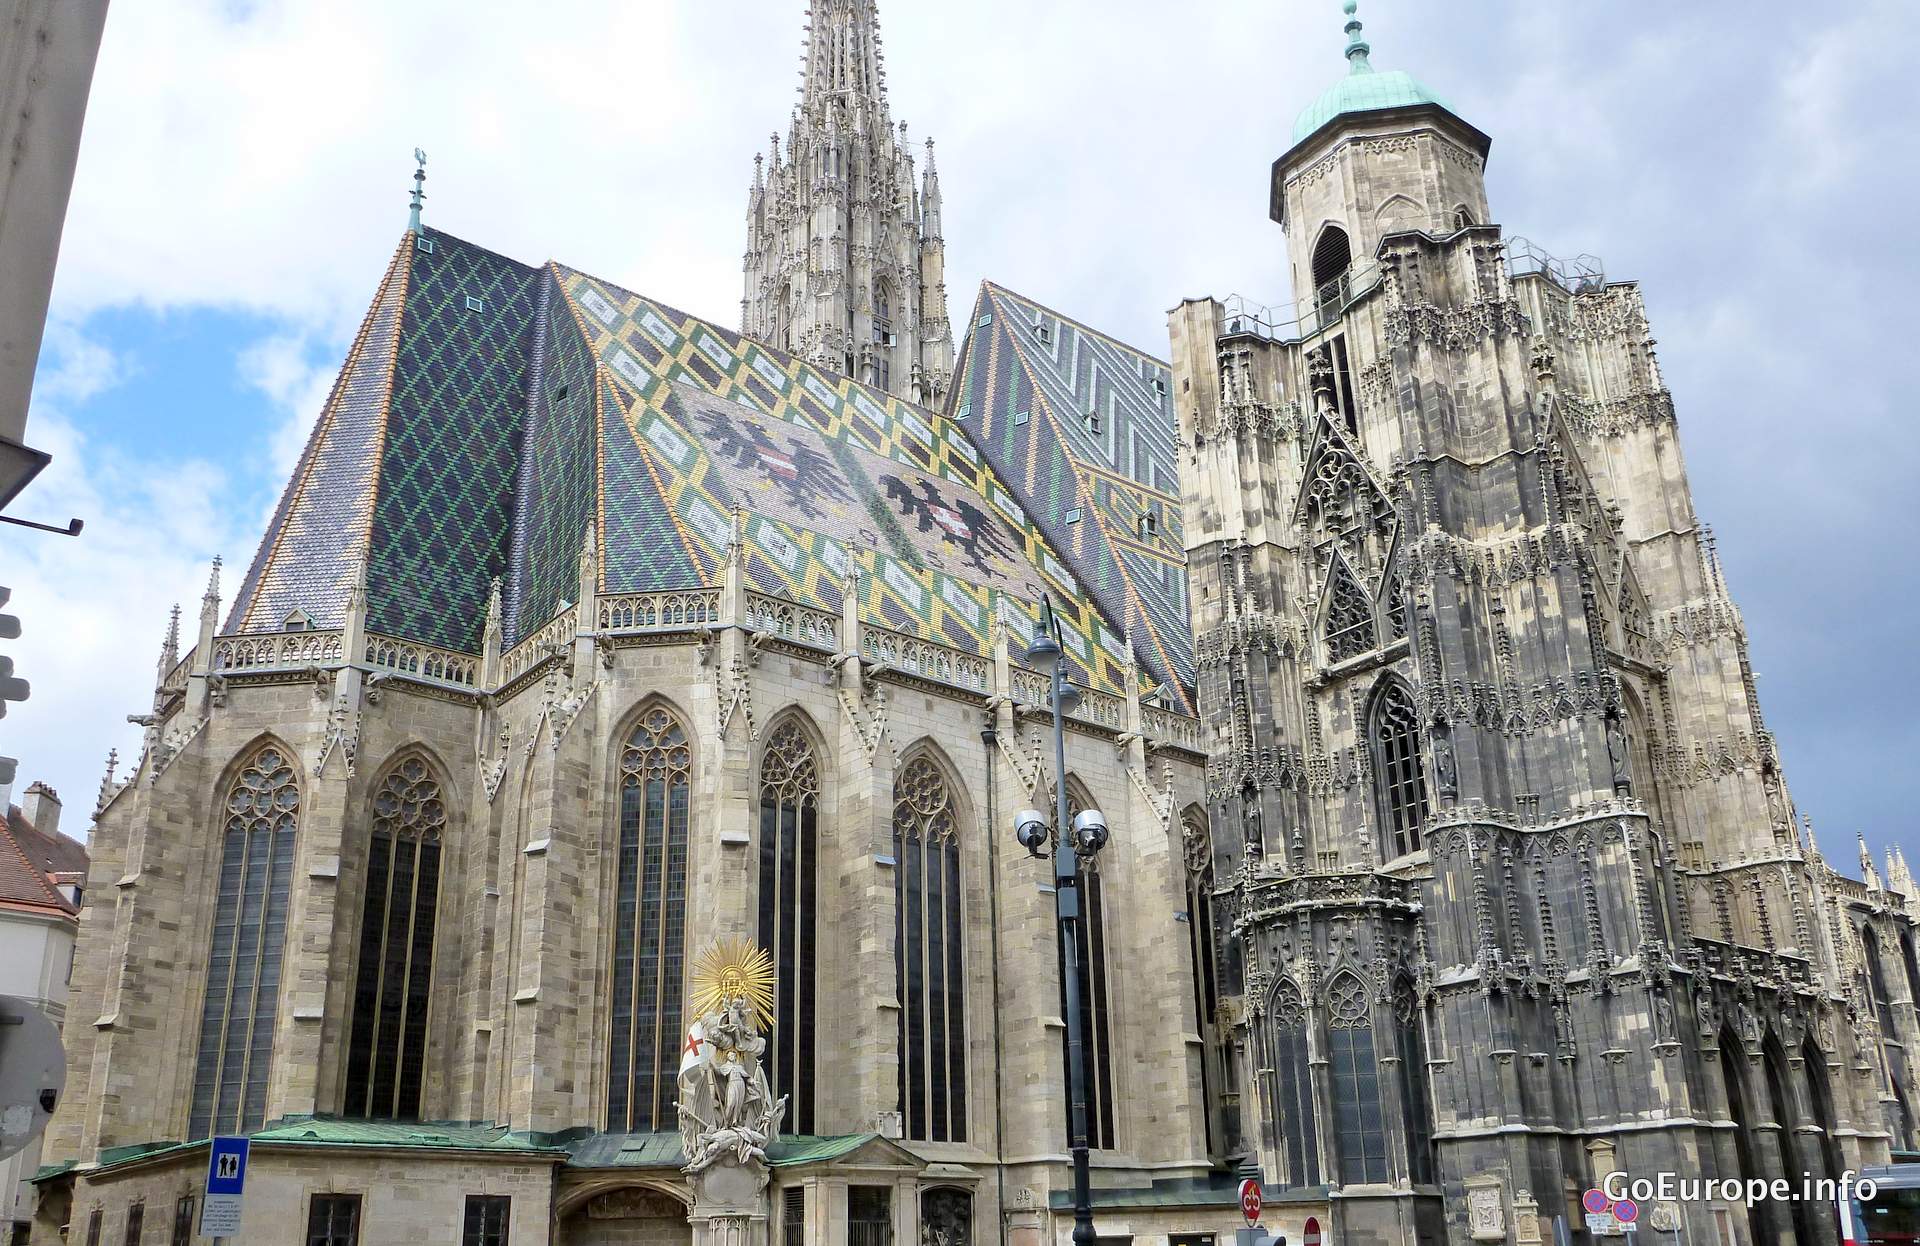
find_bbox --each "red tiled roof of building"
[0,805,87,918]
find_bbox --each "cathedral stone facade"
[1168,10,1920,1246]
[28,5,1920,1246]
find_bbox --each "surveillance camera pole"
[1028,599,1098,1246]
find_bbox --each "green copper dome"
[1290,1,1449,144]
[1292,68,1447,143]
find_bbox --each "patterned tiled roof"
[228,230,1158,697]
[950,283,1194,706]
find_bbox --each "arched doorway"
[560,1187,692,1246]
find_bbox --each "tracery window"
[873,283,893,391]
[1864,927,1897,1037]
[1394,982,1435,1185]
[1183,813,1223,1156]
[190,744,300,1138]
[1265,980,1320,1188]
[1324,559,1376,663]
[1326,971,1388,1185]
[1057,786,1116,1150]
[893,754,966,1141]
[1369,680,1430,858]
[344,755,445,1119]
[607,706,691,1132]
[759,720,820,1133]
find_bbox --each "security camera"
[1071,808,1109,856]
[1014,809,1050,857]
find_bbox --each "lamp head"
[1071,808,1109,856]
[1025,631,1061,676]
[1014,808,1051,857]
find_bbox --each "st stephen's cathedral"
[29,2,1920,1244]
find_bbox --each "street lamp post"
[1013,600,1108,1246]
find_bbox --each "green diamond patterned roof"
[950,282,1193,708]
[228,229,1170,699]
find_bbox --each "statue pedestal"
[689,1165,771,1246]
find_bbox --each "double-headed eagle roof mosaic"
[228,229,1192,706]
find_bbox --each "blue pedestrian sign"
[199,1136,249,1236]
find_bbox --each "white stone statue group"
[678,996,788,1175]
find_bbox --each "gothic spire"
[155,603,180,680]
[921,137,943,241]
[1860,832,1882,890]
[802,0,887,113]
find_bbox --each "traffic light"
[0,587,26,718]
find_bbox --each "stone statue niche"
[678,939,790,1246]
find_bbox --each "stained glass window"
[758,720,820,1133]
[1370,680,1429,858]
[1183,813,1222,1156]
[189,744,300,1139]
[344,755,444,1120]
[1394,982,1434,1185]
[1326,971,1388,1185]
[1266,979,1320,1187]
[894,754,967,1142]
[607,706,691,1132]
[1056,785,1115,1150]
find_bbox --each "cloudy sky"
[4,0,1914,870]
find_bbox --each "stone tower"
[1171,5,1919,1245]
[742,0,955,406]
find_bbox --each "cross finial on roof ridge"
[409,147,428,235]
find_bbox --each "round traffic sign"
[1614,1198,1639,1226]
[1582,1189,1612,1216]
[1238,1178,1262,1225]
[1303,1215,1322,1246]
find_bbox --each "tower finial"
[408,147,428,235]
[1343,0,1373,74]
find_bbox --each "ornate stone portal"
[679,939,788,1246]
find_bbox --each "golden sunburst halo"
[689,937,777,1028]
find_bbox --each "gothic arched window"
[759,720,820,1134]
[872,282,894,391]
[1369,680,1430,858]
[1394,981,1435,1185]
[1324,559,1376,663]
[1183,812,1224,1156]
[607,706,691,1133]
[921,1189,972,1246]
[1765,1039,1820,1245]
[1311,225,1352,317]
[1326,970,1388,1185]
[190,744,300,1138]
[894,754,967,1142]
[1058,785,1116,1150]
[1864,926,1896,1037]
[1721,1023,1772,1244]
[1803,1035,1844,1186]
[343,755,445,1119]
[1266,980,1320,1188]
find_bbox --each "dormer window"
[284,610,314,633]
[1037,322,1052,344]
[1084,411,1101,436]
[1138,510,1159,539]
